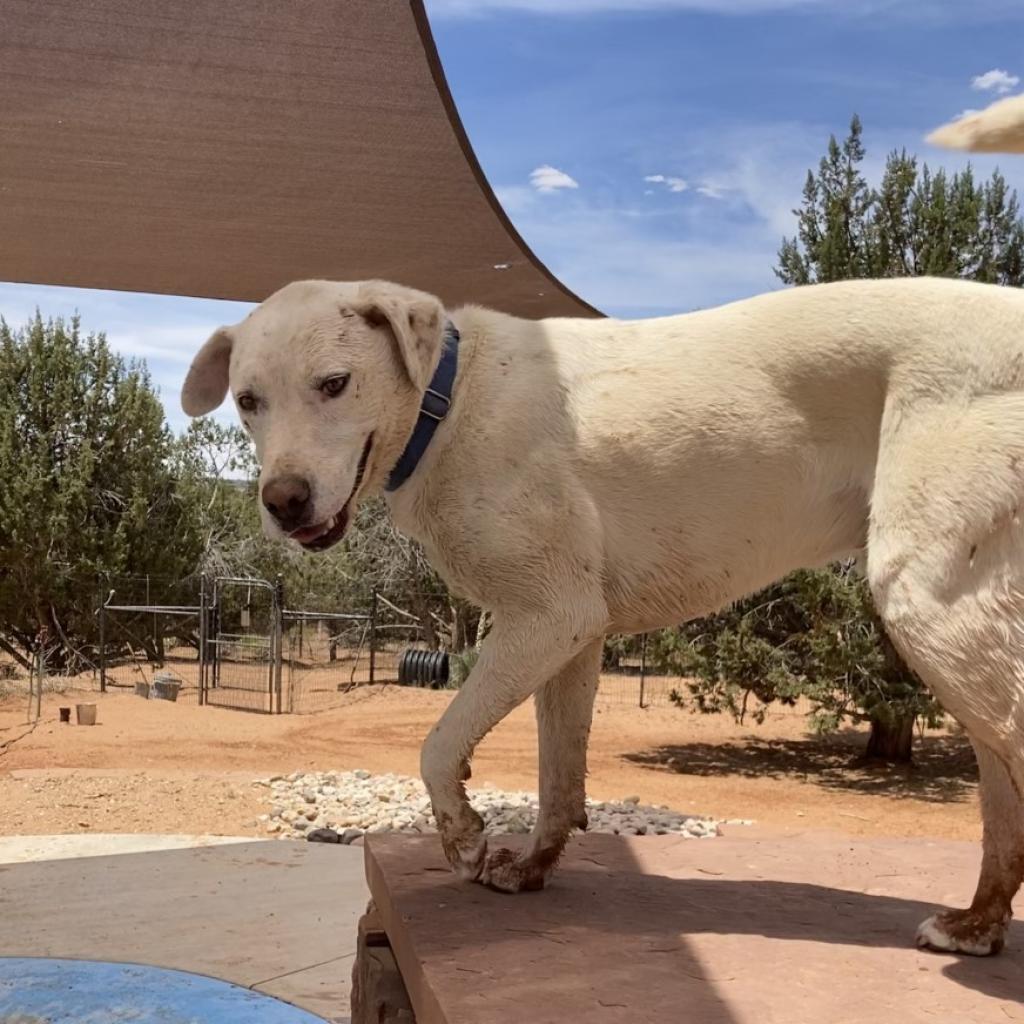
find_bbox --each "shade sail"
[0,0,600,319]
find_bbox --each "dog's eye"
[237,392,258,413]
[321,374,350,398]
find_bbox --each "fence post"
[36,638,44,721]
[26,646,36,724]
[274,574,285,714]
[198,573,207,706]
[211,581,221,693]
[639,632,648,709]
[369,591,378,685]
[98,587,107,694]
[146,573,155,654]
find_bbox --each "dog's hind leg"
[482,638,603,893]
[917,741,1024,955]
[869,396,1024,954]
[420,603,604,883]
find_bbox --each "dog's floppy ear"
[181,327,234,416]
[352,284,445,391]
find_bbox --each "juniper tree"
[0,314,204,669]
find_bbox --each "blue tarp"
[0,957,327,1023]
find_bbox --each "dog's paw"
[480,847,547,893]
[438,830,486,881]
[452,833,488,882]
[916,911,1007,957]
[435,799,486,881]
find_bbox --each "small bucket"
[135,681,150,699]
[58,707,71,723]
[153,675,181,702]
[75,703,97,726]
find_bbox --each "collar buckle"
[420,387,451,422]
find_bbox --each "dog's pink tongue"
[290,522,327,544]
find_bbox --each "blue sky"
[3,0,1024,430]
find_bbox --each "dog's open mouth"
[290,434,374,553]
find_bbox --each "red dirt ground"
[0,681,979,842]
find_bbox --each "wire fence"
[84,573,689,714]
[282,610,372,714]
[0,569,824,720]
[595,636,682,709]
[96,574,439,714]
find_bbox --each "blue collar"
[385,322,460,492]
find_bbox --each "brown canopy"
[0,0,599,319]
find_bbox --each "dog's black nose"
[261,474,311,531]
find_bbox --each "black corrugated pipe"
[398,649,450,688]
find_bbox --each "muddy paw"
[438,806,487,881]
[480,847,546,893]
[454,835,487,881]
[916,911,1007,957]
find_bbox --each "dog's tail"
[927,94,1024,154]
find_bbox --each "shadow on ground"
[369,832,1024,1017]
[625,730,978,802]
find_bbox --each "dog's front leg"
[421,608,600,883]
[482,638,602,893]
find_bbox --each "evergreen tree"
[0,314,204,668]
[778,117,1024,287]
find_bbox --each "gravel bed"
[253,770,742,844]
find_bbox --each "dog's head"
[181,279,445,552]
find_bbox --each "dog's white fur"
[928,93,1024,153]
[181,100,1024,955]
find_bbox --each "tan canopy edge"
[0,0,600,319]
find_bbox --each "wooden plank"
[359,902,392,948]
[364,830,1024,1024]
[352,901,416,1024]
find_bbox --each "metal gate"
[204,577,282,713]
[97,575,416,714]
[282,608,376,713]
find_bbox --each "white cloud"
[551,117,1024,316]
[503,195,782,316]
[655,119,843,237]
[971,68,1020,94]
[430,0,835,14]
[493,184,535,213]
[644,173,689,193]
[425,0,1024,27]
[427,0,1024,17]
[104,325,215,365]
[490,123,836,314]
[530,164,580,193]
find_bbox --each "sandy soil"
[0,682,979,841]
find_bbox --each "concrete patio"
[3,827,1023,1023]
[0,834,368,1022]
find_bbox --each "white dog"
[181,100,1024,957]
